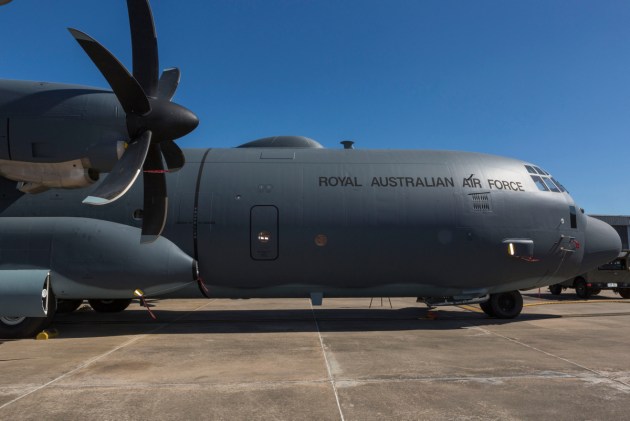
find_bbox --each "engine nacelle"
[0,217,198,301]
[0,80,129,193]
[0,270,52,317]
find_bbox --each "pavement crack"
[310,303,345,421]
[466,323,630,392]
[0,300,216,413]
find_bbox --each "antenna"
[340,140,355,150]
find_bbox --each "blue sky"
[1,0,629,214]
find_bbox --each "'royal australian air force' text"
[318,176,525,192]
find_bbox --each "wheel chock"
[36,329,59,340]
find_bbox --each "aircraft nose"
[579,217,622,273]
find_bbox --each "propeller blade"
[157,68,180,101]
[141,143,168,243]
[127,0,159,97]
[71,0,198,242]
[160,140,185,171]
[83,131,152,205]
[68,28,150,115]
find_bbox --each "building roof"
[590,215,630,226]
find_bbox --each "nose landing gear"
[479,290,523,319]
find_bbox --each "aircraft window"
[525,165,537,174]
[569,206,577,228]
[542,178,561,193]
[551,178,567,192]
[531,176,549,191]
[257,231,271,244]
[525,165,568,193]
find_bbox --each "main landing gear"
[88,299,133,313]
[548,284,563,295]
[479,290,523,319]
[57,299,133,314]
[56,299,84,314]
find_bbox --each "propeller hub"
[127,99,199,143]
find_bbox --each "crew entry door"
[250,205,278,260]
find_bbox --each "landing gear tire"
[574,278,591,299]
[487,291,523,319]
[618,289,630,299]
[549,284,563,295]
[479,300,495,317]
[0,282,56,339]
[56,299,84,314]
[88,299,132,313]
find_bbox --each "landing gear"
[0,284,56,339]
[574,278,591,299]
[88,299,132,313]
[481,291,523,319]
[479,300,495,317]
[56,299,84,314]
[549,284,563,295]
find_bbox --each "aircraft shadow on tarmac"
[27,305,565,340]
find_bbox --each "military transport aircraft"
[0,0,622,338]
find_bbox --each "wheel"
[88,299,132,313]
[618,289,630,299]
[488,291,523,319]
[574,278,591,299]
[56,299,84,314]
[479,300,495,317]
[549,284,563,295]
[0,283,56,339]
[590,288,601,296]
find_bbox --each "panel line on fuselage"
[192,148,212,264]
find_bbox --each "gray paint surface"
[0,145,620,303]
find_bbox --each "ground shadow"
[42,305,563,339]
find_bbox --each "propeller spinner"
[69,0,198,243]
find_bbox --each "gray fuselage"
[0,147,618,300]
[0,80,621,302]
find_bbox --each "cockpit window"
[525,165,566,193]
[534,166,549,176]
[543,177,561,192]
[531,175,549,191]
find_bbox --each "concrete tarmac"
[1,290,630,420]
